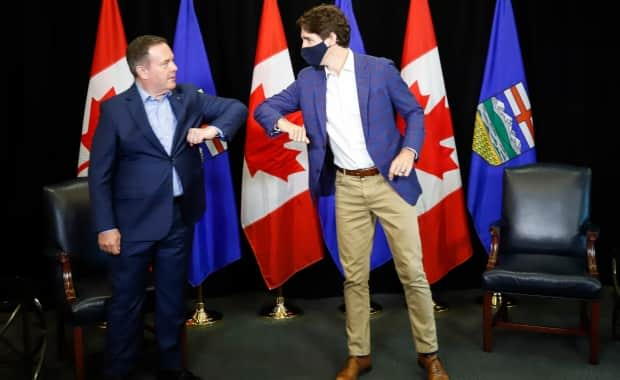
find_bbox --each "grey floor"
[2,288,618,380]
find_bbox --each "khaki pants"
[335,171,438,355]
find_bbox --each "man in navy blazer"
[89,35,247,380]
[254,5,448,380]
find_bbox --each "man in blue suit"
[254,5,448,380]
[89,35,247,380]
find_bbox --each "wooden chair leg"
[589,301,600,365]
[483,291,493,352]
[73,326,85,380]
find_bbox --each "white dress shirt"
[325,50,375,170]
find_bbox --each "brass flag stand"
[259,287,301,320]
[186,283,222,327]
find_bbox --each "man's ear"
[327,32,338,47]
[136,65,148,79]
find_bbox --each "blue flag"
[467,0,536,252]
[173,0,241,286]
[319,0,392,275]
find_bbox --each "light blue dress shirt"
[137,84,183,197]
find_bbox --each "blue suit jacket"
[254,52,425,205]
[89,83,247,241]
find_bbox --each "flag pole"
[259,286,301,320]
[186,282,222,327]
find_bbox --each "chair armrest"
[56,252,77,304]
[586,230,599,277]
[581,221,599,277]
[487,222,503,270]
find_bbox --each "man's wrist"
[275,118,288,133]
[200,124,224,139]
[403,146,418,160]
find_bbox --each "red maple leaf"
[415,100,458,179]
[411,81,431,113]
[81,87,117,150]
[245,85,306,181]
[397,81,457,179]
[396,81,430,135]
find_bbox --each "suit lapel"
[312,67,327,141]
[354,53,370,139]
[125,85,168,155]
[169,88,188,155]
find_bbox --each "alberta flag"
[467,0,536,252]
[173,0,241,286]
[319,0,393,275]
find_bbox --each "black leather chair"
[43,178,163,380]
[481,163,602,364]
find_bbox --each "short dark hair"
[296,4,350,48]
[126,35,168,77]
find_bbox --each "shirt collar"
[136,83,172,103]
[325,48,355,77]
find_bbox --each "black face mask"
[300,41,328,67]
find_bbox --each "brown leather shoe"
[335,355,372,380]
[417,354,449,380]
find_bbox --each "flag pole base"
[338,299,383,317]
[259,295,301,320]
[186,302,222,327]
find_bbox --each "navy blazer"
[254,52,425,205]
[89,83,247,241]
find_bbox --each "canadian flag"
[401,0,472,283]
[241,0,324,290]
[77,0,132,176]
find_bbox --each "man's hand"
[98,228,121,255]
[277,118,310,144]
[187,125,219,146]
[388,148,416,181]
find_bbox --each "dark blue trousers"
[104,202,191,377]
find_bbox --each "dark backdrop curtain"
[14,0,618,298]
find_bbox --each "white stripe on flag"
[515,82,531,109]
[241,140,309,227]
[251,50,295,96]
[400,47,447,114]
[205,138,228,156]
[504,83,535,148]
[519,121,535,148]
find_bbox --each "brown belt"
[336,166,380,177]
